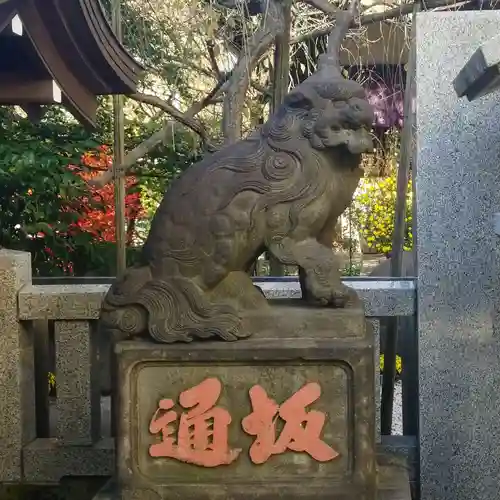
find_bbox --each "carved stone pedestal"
[95,301,410,500]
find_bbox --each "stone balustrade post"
[0,250,35,481]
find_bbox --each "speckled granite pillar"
[416,12,500,500]
[0,250,35,481]
[55,321,100,445]
[367,319,381,442]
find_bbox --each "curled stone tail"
[100,267,243,343]
[135,278,243,343]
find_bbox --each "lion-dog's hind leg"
[210,270,270,312]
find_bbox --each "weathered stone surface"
[368,319,381,442]
[93,463,410,500]
[377,462,412,500]
[378,436,419,500]
[54,320,101,444]
[241,298,367,338]
[98,0,374,344]
[256,279,416,317]
[0,477,107,500]
[416,11,500,500]
[113,304,376,499]
[16,280,413,403]
[17,279,416,320]
[18,284,109,320]
[22,438,114,483]
[0,249,35,482]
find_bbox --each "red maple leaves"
[67,145,143,244]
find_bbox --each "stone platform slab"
[93,462,411,500]
[112,304,377,500]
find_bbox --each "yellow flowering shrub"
[380,354,403,376]
[352,171,413,254]
[48,371,56,392]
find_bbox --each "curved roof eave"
[18,0,98,128]
[36,0,113,95]
[55,0,144,94]
[0,2,16,33]
[83,0,143,77]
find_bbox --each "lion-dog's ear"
[283,86,321,112]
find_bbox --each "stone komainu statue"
[99,6,374,343]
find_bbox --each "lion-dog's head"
[266,77,374,157]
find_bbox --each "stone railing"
[0,249,417,485]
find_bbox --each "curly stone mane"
[99,0,374,343]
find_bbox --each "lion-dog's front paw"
[303,270,352,308]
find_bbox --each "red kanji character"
[149,377,241,467]
[241,382,339,464]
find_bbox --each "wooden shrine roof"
[0,0,144,128]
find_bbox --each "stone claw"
[304,273,352,308]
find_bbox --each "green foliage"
[101,0,222,114]
[352,171,413,255]
[139,140,202,213]
[0,109,101,275]
[0,107,201,276]
[131,130,203,240]
[341,262,361,276]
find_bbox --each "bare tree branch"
[90,42,277,190]
[91,0,464,188]
[300,0,339,15]
[89,82,224,188]
[222,0,284,144]
[301,0,397,16]
[291,0,465,44]
[165,56,269,96]
[323,0,358,67]
[163,59,217,80]
[206,40,223,80]
[360,0,398,12]
[129,93,217,151]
